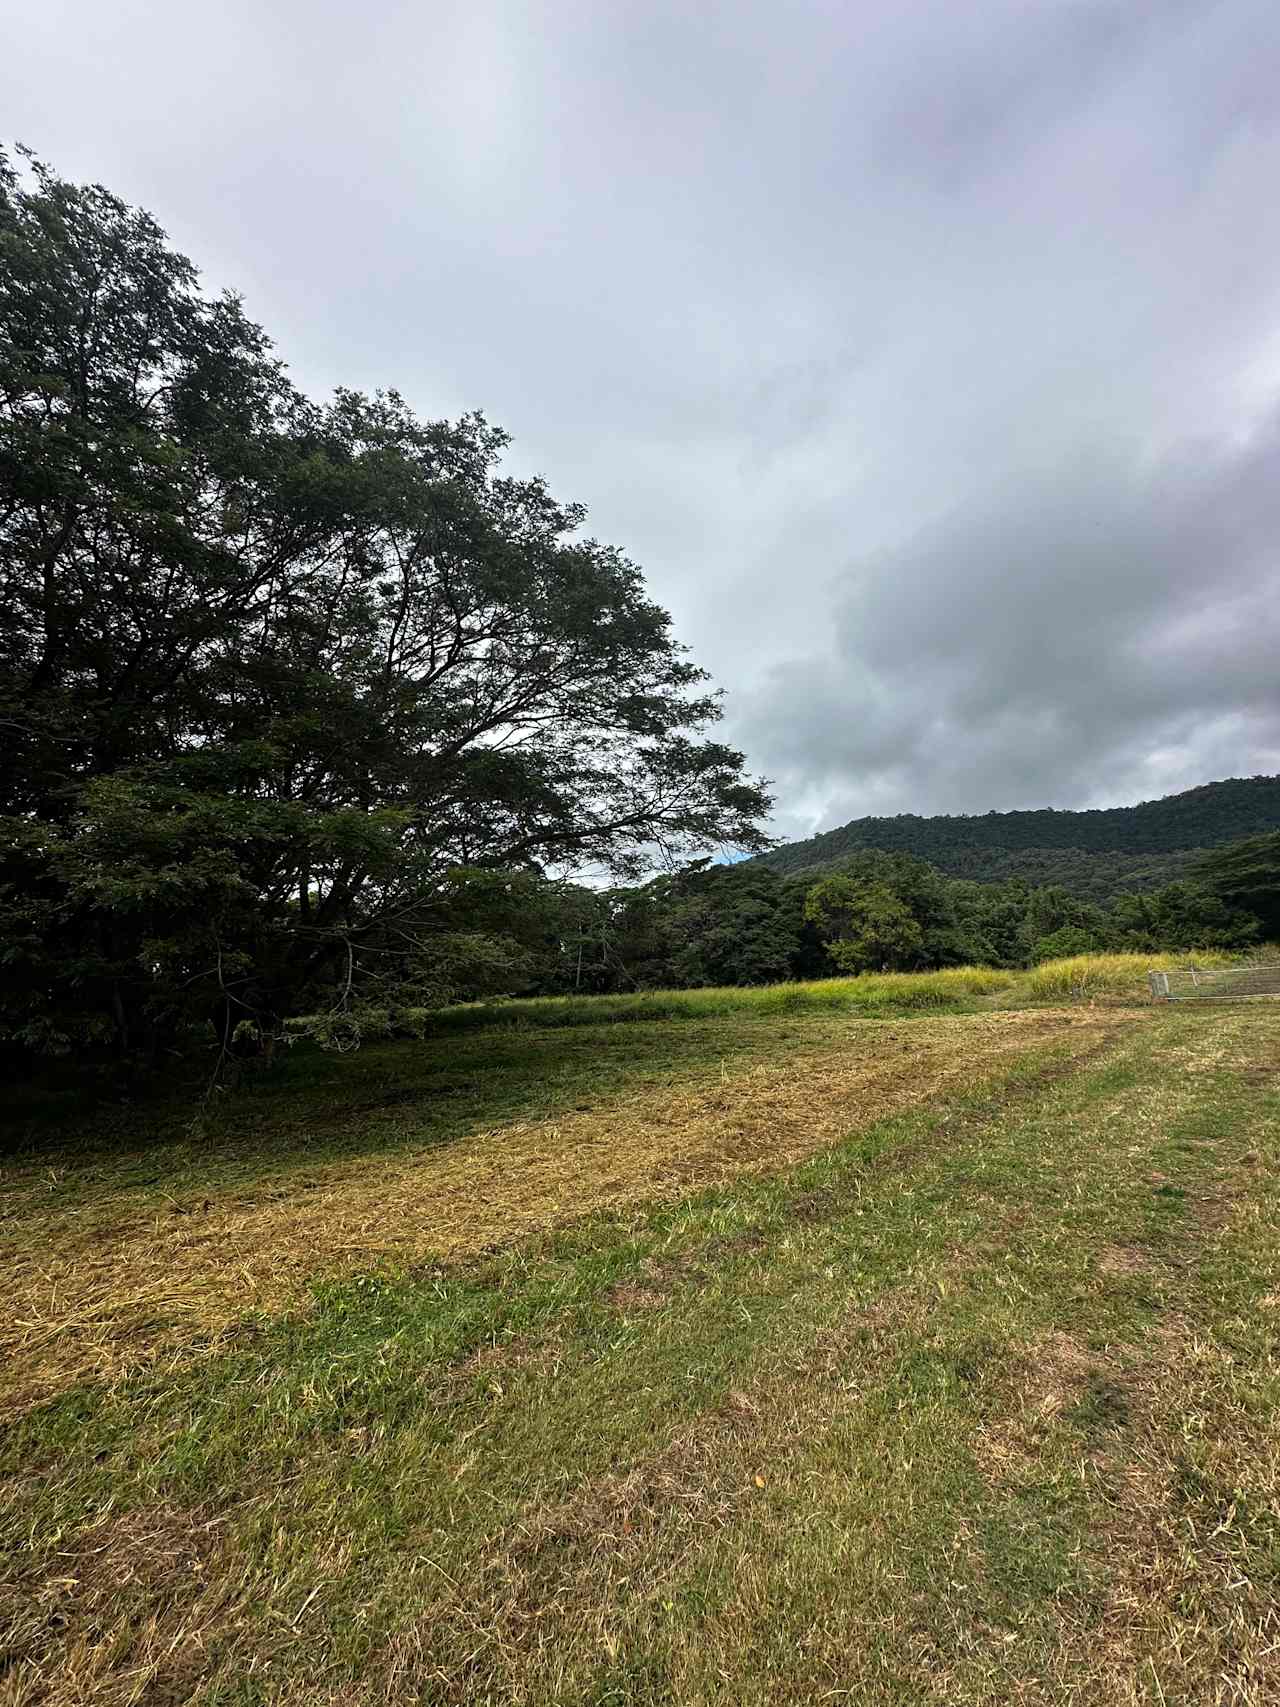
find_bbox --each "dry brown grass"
[1097,1243,1157,1279]
[0,1007,1133,1414]
[1044,1323,1280,1707]
[0,1505,252,1707]
[965,1090,1280,1707]
[973,1329,1112,1488]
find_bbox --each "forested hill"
[755,776,1280,900]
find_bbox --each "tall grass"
[1024,949,1239,1002]
[422,966,1019,1034]
[309,950,1270,1043]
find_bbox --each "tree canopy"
[1195,832,1280,938]
[0,151,770,1056]
[535,847,1267,998]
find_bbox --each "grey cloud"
[740,413,1280,830]
[865,0,1191,189]
[4,0,1280,841]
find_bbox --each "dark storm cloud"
[5,0,1280,839]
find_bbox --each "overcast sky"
[6,0,1280,841]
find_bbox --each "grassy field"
[2,968,1278,1704]
[368,951,1243,1037]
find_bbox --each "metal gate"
[1148,964,1280,1002]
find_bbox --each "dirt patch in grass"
[0,1009,1136,1414]
[1183,1152,1266,1244]
[604,1279,672,1314]
[702,1230,770,1262]
[449,1332,566,1390]
[1025,1330,1107,1410]
[594,1251,711,1316]
[785,1186,840,1224]
[974,1329,1114,1488]
[1097,1243,1157,1279]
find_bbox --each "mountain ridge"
[753,775,1280,900]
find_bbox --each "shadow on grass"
[1,1006,864,1193]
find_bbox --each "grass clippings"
[0,1006,1127,1412]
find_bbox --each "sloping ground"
[2,1007,1118,1411]
[2,1002,1278,1705]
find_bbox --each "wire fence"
[1148,964,1280,1002]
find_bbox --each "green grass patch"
[346,950,1264,1038]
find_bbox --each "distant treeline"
[871,846,1203,903]
[753,776,1280,899]
[514,831,1280,998]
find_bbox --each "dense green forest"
[754,776,1280,897]
[529,833,1277,996]
[850,845,1204,902]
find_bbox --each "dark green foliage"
[1195,832,1280,937]
[1106,881,1260,954]
[547,862,809,993]
[541,833,1273,995]
[657,862,806,987]
[755,777,1280,898]
[1019,885,1110,955]
[935,846,1202,902]
[801,851,982,973]
[1029,925,1104,963]
[0,151,769,1056]
[805,875,924,972]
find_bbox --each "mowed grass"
[2,987,1278,1703]
[2,1006,1103,1411]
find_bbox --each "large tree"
[803,874,924,974]
[0,151,769,1055]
